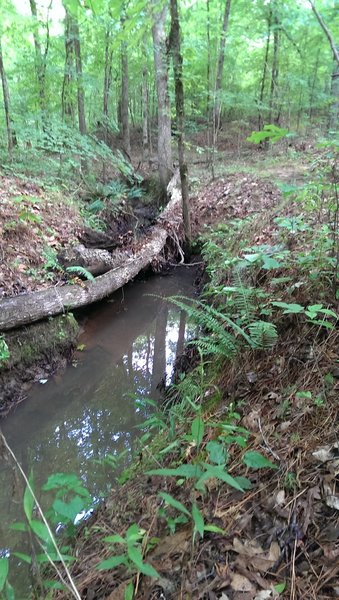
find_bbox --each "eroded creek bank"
[0,266,198,595]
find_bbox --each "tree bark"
[103,25,113,122]
[0,36,16,152]
[258,3,272,130]
[213,0,232,131]
[308,0,339,65]
[151,0,173,193]
[0,174,183,332]
[62,5,75,123]
[169,0,191,244]
[72,13,86,135]
[268,1,280,125]
[29,0,49,130]
[120,39,130,155]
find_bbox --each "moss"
[0,313,79,372]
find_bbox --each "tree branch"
[308,0,339,64]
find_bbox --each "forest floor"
[1,141,339,599]
[45,145,337,600]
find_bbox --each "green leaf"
[23,477,34,523]
[10,522,28,532]
[52,496,85,522]
[0,558,9,592]
[127,546,159,578]
[158,492,190,517]
[126,523,143,543]
[275,582,286,593]
[191,416,205,446]
[272,301,304,314]
[103,534,126,545]
[29,520,52,544]
[262,256,281,270]
[124,582,134,600]
[206,440,226,465]
[4,580,15,600]
[97,555,127,571]
[196,464,245,492]
[204,524,226,534]
[191,503,204,538]
[243,451,277,470]
[12,552,32,564]
[146,465,203,479]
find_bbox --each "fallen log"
[0,174,183,332]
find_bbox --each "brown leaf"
[230,572,255,593]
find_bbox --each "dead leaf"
[230,572,255,593]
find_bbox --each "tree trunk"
[151,0,173,193]
[142,39,150,161]
[169,0,191,245]
[0,37,16,152]
[121,39,130,155]
[0,174,183,332]
[29,0,49,130]
[62,6,75,123]
[72,12,86,135]
[258,3,272,130]
[103,26,113,122]
[213,0,232,131]
[268,2,280,125]
[329,54,339,133]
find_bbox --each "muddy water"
[0,267,197,594]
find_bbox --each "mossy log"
[0,174,183,331]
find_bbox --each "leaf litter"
[49,165,339,600]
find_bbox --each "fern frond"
[66,266,95,281]
[247,321,278,349]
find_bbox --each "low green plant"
[66,266,95,281]
[0,337,10,365]
[97,523,159,590]
[247,124,289,144]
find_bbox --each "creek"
[0,266,197,596]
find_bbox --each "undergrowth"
[1,142,338,599]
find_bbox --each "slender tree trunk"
[309,48,320,121]
[169,0,191,245]
[329,53,339,133]
[29,0,49,130]
[120,39,130,155]
[268,2,280,125]
[62,7,75,123]
[151,0,172,193]
[213,0,232,131]
[142,61,149,160]
[72,14,86,135]
[258,3,272,130]
[103,27,113,122]
[0,37,16,153]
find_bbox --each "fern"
[247,321,278,349]
[167,296,255,358]
[66,266,95,281]
[228,268,257,324]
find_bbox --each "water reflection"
[0,268,196,591]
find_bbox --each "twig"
[258,417,281,462]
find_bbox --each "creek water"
[0,267,197,596]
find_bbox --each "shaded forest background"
[0,0,338,188]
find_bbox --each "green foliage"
[247,125,289,144]
[0,336,10,365]
[97,523,159,578]
[66,266,96,281]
